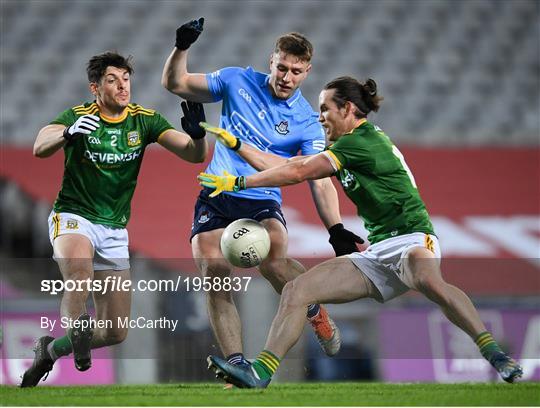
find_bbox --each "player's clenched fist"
[175,17,204,50]
[63,114,100,142]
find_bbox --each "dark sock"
[306,304,320,319]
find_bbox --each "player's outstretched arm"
[198,153,335,197]
[161,18,214,102]
[34,114,100,158]
[245,152,334,185]
[158,101,208,163]
[33,125,68,158]
[200,122,295,170]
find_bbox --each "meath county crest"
[66,219,79,230]
[127,131,141,147]
[275,121,289,135]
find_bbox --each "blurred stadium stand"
[1,0,539,385]
[1,0,539,145]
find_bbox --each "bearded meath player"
[200,76,524,387]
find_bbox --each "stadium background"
[0,0,538,387]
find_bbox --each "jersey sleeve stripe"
[323,150,343,171]
[128,107,155,114]
[73,104,99,115]
[74,107,99,116]
[156,128,172,143]
[73,106,97,112]
[128,110,154,117]
[127,106,155,114]
[73,103,97,110]
[128,103,155,111]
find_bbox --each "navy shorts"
[190,188,287,240]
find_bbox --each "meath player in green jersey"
[21,52,208,387]
[200,76,523,386]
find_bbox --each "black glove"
[175,17,204,50]
[328,223,364,256]
[181,100,206,139]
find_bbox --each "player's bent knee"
[413,273,436,294]
[57,258,93,279]
[280,279,309,309]
[407,246,436,266]
[259,258,289,281]
[103,328,128,346]
[199,259,232,279]
[64,269,93,282]
[413,273,450,304]
[279,282,298,310]
[206,288,234,301]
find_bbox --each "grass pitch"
[1,382,539,406]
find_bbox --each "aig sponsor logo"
[238,88,252,103]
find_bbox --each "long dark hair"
[324,76,383,118]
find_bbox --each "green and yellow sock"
[251,350,281,380]
[48,335,73,361]
[475,331,503,361]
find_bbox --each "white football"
[220,219,271,268]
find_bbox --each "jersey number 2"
[392,145,417,188]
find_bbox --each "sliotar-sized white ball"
[220,219,271,268]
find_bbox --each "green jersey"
[51,102,174,228]
[327,120,435,244]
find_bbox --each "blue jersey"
[205,66,325,203]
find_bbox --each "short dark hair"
[324,76,383,118]
[86,51,134,83]
[274,32,313,62]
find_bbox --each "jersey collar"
[96,102,128,123]
[345,118,367,134]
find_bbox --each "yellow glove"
[198,171,246,198]
[199,122,241,150]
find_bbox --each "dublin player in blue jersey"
[162,18,363,371]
